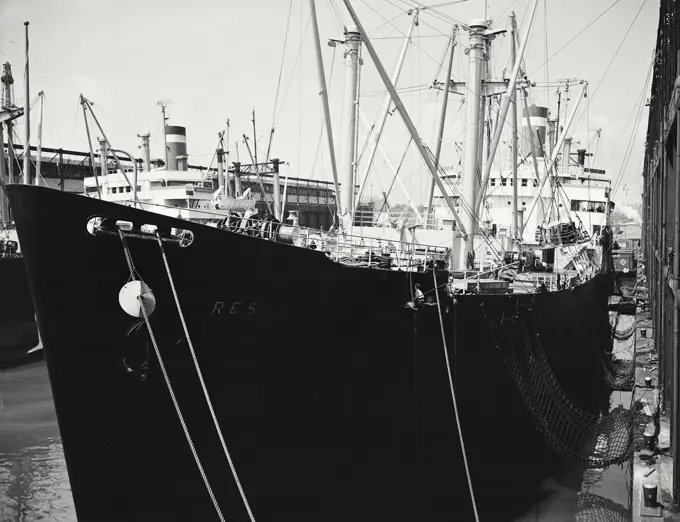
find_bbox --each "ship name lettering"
[212,301,260,316]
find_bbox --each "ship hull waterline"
[7,185,612,521]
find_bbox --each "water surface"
[0,361,76,521]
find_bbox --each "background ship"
[0,235,39,367]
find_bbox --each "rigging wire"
[43,92,59,145]
[297,0,304,179]
[273,11,312,130]
[543,0,549,109]
[361,84,432,96]
[584,0,648,105]
[266,0,294,160]
[394,0,468,27]
[427,0,471,8]
[364,0,455,73]
[372,34,446,39]
[368,12,409,37]
[327,0,347,32]
[309,45,338,179]
[325,0,346,34]
[493,0,526,26]
[528,0,624,76]
[69,99,80,149]
[611,76,650,198]
[605,55,653,196]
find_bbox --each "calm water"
[0,317,635,521]
[0,361,76,521]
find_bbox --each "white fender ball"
[119,280,156,318]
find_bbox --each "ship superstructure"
[431,100,613,271]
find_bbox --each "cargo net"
[609,313,635,341]
[572,492,631,522]
[599,353,634,391]
[481,305,637,469]
[535,221,590,247]
[598,313,636,391]
[572,405,656,522]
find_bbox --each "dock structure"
[0,143,340,228]
[631,318,670,521]
[642,0,680,516]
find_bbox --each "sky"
[0,0,659,207]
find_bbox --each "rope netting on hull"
[481,305,640,470]
[609,313,636,341]
[573,492,631,522]
[600,313,636,391]
[600,355,635,391]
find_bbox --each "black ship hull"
[0,256,41,367]
[8,185,613,521]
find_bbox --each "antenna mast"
[157,100,170,168]
[23,22,30,186]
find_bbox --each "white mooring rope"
[138,298,227,522]
[432,270,481,522]
[118,232,227,522]
[155,233,257,522]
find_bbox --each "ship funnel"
[166,125,187,171]
[521,105,548,159]
[577,149,586,166]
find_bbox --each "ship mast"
[473,0,539,217]
[80,94,102,198]
[426,25,458,224]
[340,0,468,241]
[309,0,341,224]
[339,25,362,229]
[510,13,519,243]
[35,91,44,186]
[354,9,418,213]
[225,119,231,196]
[23,22,30,186]
[3,64,16,188]
[0,119,6,224]
[460,20,487,269]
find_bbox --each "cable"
[528,0,624,76]
[610,56,654,197]
[432,270,480,522]
[543,0,549,109]
[358,0,451,73]
[587,0,648,104]
[266,0,294,159]
[273,11,312,129]
[325,0,346,34]
[309,45,338,179]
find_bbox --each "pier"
[641,0,680,517]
